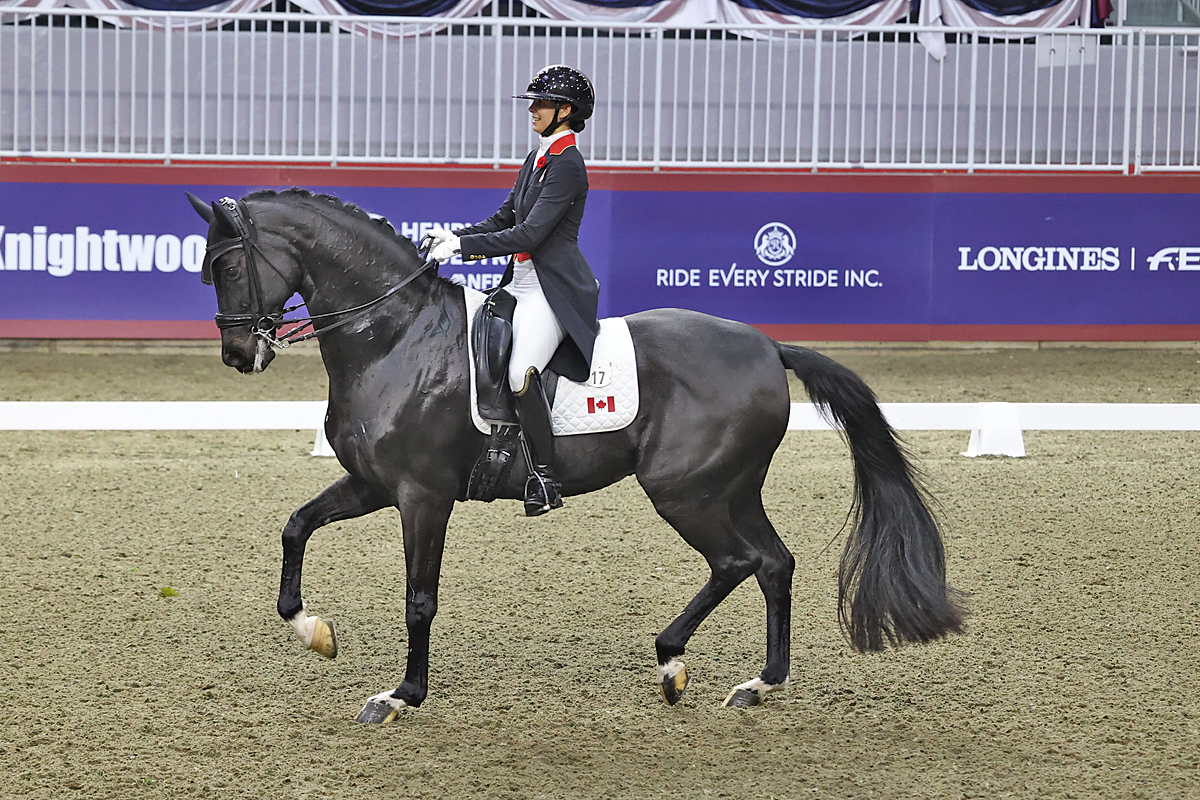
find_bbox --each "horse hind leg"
[722,498,795,709]
[278,474,389,660]
[650,506,763,707]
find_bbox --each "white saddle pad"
[464,288,639,437]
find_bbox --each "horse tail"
[776,343,966,652]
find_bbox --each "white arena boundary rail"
[1,400,1198,458]
[3,9,1200,171]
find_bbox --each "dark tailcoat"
[455,134,599,382]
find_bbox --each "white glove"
[420,226,454,256]
[426,226,454,247]
[430,235,461,264]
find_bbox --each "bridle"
[203,197,436,349]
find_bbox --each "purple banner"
[1,181,1197,327]
[609,190,931,323]
[0,182,569,320]
[607,190,1200,325]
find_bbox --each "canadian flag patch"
[587,396,616,414]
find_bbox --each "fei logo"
[1146,247,1200,270]
[754,222,796,267]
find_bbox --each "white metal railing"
[2,10,1200,171]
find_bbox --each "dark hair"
[570,119,586,133]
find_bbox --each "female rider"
[427,65,600,517]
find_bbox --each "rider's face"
[529,99,572,136]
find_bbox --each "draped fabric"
[0,0,263,10]
[333,0,458,13]
[0,0,487,15]
[0,0,493,30]
[0,0,1104,58]
[0,0,328,16]
[545,0,892,16]
[916,0,1087,59]
[517,0,910,27]
[0,0,1099,20]
[920,0,1083,26]
[733,0,885,15]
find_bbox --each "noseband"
[203,197,437,348]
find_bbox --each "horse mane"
[246,187,459,289]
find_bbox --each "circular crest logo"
[754,222,796,267]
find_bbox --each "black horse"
[187,188,964,723]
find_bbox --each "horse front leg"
[357,492,454,724]
[279,474,389,658]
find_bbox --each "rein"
[204,197,436,349]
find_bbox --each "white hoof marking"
[733,676,789,696]
[657,658,686,681]
[286,607,318,648]
[367,691,408,713]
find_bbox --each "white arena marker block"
[962,402,1026,458]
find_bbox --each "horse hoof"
[723,688,762,708]
[309,618,338,659]
[658,661,690,706]
[356,700,399,725]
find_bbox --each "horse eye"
[225,265,241,279]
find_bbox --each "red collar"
[546,133,576,156]
[536,134,576,170]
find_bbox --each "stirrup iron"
[519,434,562,516]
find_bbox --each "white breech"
[508,261,566,393]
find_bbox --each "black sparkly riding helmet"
[514,65,595,120]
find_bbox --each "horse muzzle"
[222,334,275,374]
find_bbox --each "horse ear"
[186,192,214,223]
[211,200,239,237]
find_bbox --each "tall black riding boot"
[516,367,563,517]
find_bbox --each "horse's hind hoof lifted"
[657,659,690,706]
[309,618,338,659]
[723,688,762,708]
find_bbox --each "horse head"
[187,191,301,374]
